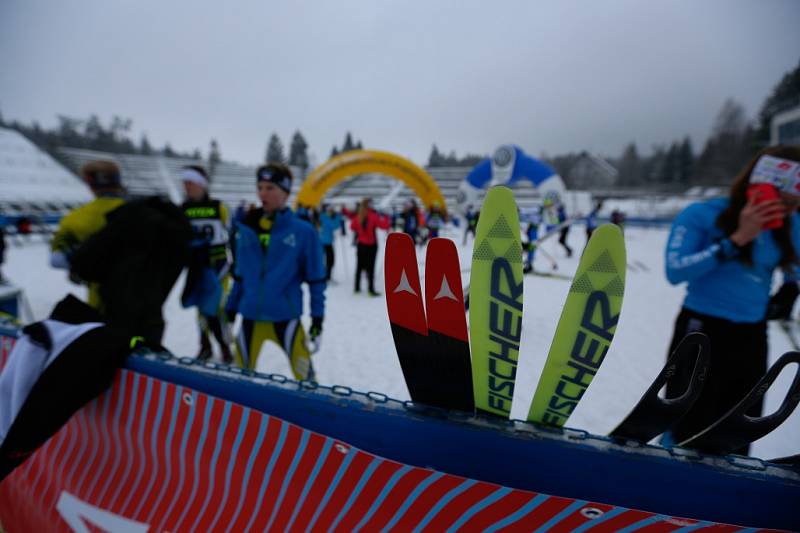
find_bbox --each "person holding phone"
[663,145,800,455]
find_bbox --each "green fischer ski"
[469,186,524,417]
[527,223,626,427]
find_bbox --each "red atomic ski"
[384,232,440,407]
[424,237,474,411]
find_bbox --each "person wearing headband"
[179,165,234,363]
[663,144,800,455]
[50,160,127,308]
[224,162,326,380]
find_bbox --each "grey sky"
[1,0,798,166]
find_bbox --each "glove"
[308,316,323,354]
[225,308,238,324]
[766,282,800,321]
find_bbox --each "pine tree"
[428,144,443,167]
[342,132,355,152]
[163,143,176,157]
[140,134,153,155]
[266,133,286,163]
[330,146,339,159]
[678,136,694,184]
[288,131,309,168]
[208,139,221,179]
[617,143,641,187]
[756,60,800,143]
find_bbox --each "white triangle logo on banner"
[393,269,417,296]
[434,276,458,301]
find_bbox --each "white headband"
[750,155,800,194]
[181,168,208,188]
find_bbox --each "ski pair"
[469,186,628,425]
[384,234,474,411]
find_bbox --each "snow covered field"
[4,223,799,460]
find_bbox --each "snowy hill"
[0,127,92,210]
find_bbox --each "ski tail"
[526,223,626,427]
[424,238,474,412]
[610,332,710,443]
[677,351,800,454]
[469,186,524,418]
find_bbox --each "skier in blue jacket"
[664,145,800,455]
[318,205,343,282]
[225,163,326,380]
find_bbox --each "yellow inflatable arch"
[294,149,447,214]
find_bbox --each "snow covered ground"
[3,223,798,460]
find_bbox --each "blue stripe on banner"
[533,499,587,532]
[352,465,413,532]
[380,471,444,532]
[188,401,232,532]
[412,479,477,533]
[671,522,719,532]
[617,514,673,532]
[72,400,99,494]
[569,507,627,533]
[143,383,182,524]
[483,493,549,533]
[105,372,142,509]
[78,391,112,499]
[89,371,129,513]
[132,379,168,519]
[206,408,250,532]
[156,387,197,532]
[119,376,156,513]
[62,401,91,491]
[305,448,358,531]
[264,430,312,531]
[327,457,382,531]
[446,487,512,533]
[241,420,290,532]
[173,395,214,531]
[285,439,334,531]
[226,416,269,532]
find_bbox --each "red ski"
[385,233,434,406]
[385,234,473,411]
[424,238,474,411]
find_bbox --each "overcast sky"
[1,0,798,166]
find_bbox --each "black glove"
[310,316,323,338]
[766,282,800,321]
[226,309,238,324]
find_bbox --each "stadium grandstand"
[3,126,587,227]
[0,127,92,233]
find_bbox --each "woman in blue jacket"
[664,145,800,455]
[225,163,326,380]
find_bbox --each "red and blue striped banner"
[0,335,778,531]
[0,364,768,531]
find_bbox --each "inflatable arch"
[295,149,447,213]
[454,144,567,214]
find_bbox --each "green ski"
[469,186,524,417]
[527,223,626,427]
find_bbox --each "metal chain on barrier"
[126,347,788,474]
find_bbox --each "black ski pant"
[355,243,378,293]
[559,227,572,257]
[324,244,335,281]
[666,307,767,456]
